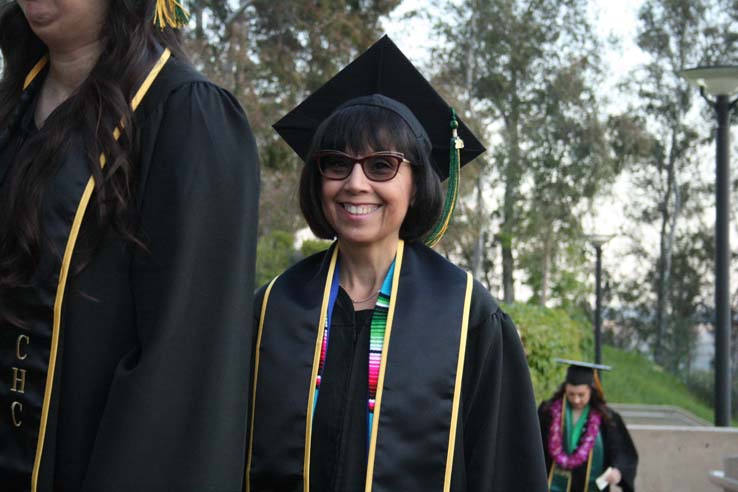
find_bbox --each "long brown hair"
[0,0,187,328]
[547,382,612,424]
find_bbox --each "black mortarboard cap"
[555,359,612,386]
[273,35,486,181]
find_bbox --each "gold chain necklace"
[350,290,380,304]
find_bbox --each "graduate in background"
[0,0,259,490]
[246,36,548,492]
[538,360,638,492]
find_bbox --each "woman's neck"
[570,405,588,424]
[35,40,104,127]
[338,239,399,310]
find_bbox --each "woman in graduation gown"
[538,360,638,492]
[0,1,259,490]
[246,36,547,492]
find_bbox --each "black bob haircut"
[299,104,443,242]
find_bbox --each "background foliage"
[505,302,592,398]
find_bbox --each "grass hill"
[503,301,728,425]
[596,345,718,424]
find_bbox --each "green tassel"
[153,0,190,29]
[425,108,463,248]
[174,4,189,26]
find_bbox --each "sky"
[382,0,648,76]
[381,0,653,298]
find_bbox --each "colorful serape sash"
[312,259,396,446]
[313,266,339,411]
[367,265,393,440]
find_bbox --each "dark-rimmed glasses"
[315,150,410,182]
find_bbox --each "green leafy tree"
[430,0,608,305]
[183,0,401,237]
[517,58,622,307]
[255,229,296,287]
[623,0,738,366]
[300,238,332,258]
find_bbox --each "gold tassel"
[153,0,190,30]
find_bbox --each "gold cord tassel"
[153,0,190,29]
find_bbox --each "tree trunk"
[540,225,552,306]
[501,82,521,304]
[471,170,485,279]
[655,126,681,364]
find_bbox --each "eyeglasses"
[314,150,410,182]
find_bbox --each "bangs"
[300,103,443,242]
[315,105,418,159]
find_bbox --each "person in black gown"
[538,360,638,492]
[0,1,259,490]
[246,35,547,492]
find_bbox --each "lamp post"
[586,234,613,366]
[680,65,738,427]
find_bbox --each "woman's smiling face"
[320,147,415,249]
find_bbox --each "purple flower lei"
[547,398,602,470]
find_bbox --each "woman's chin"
[337,234,376,247]
[22,3,57,28]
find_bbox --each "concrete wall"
[619,425,738,492]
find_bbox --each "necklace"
[547,398,601,470]
[350,290,380,304]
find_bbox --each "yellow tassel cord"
[153,0,190,29]
[425,108,464,248]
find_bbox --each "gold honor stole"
[247,240,474,492]
[0,49,171,492]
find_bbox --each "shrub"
[255,230,296,287]
[300,238,332,258]
[503,303,591,402]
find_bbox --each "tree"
[624,0,738,365]
[183,0,401,237]
[431,0,608,303]
[517,58,620,307]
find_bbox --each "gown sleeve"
[538,401,553,468]
[80,81,260,491]
[455,283,549,491]
[605,409,638,492]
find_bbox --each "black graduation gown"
[538,401,638,492]
[0,54,260,491]
[248,242,548,492]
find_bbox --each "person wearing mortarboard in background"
[538,360,638,492]
[0,0,259,490]
[245,35,548,492]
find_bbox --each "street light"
[680,65,738,427]
[585,234,613,366]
